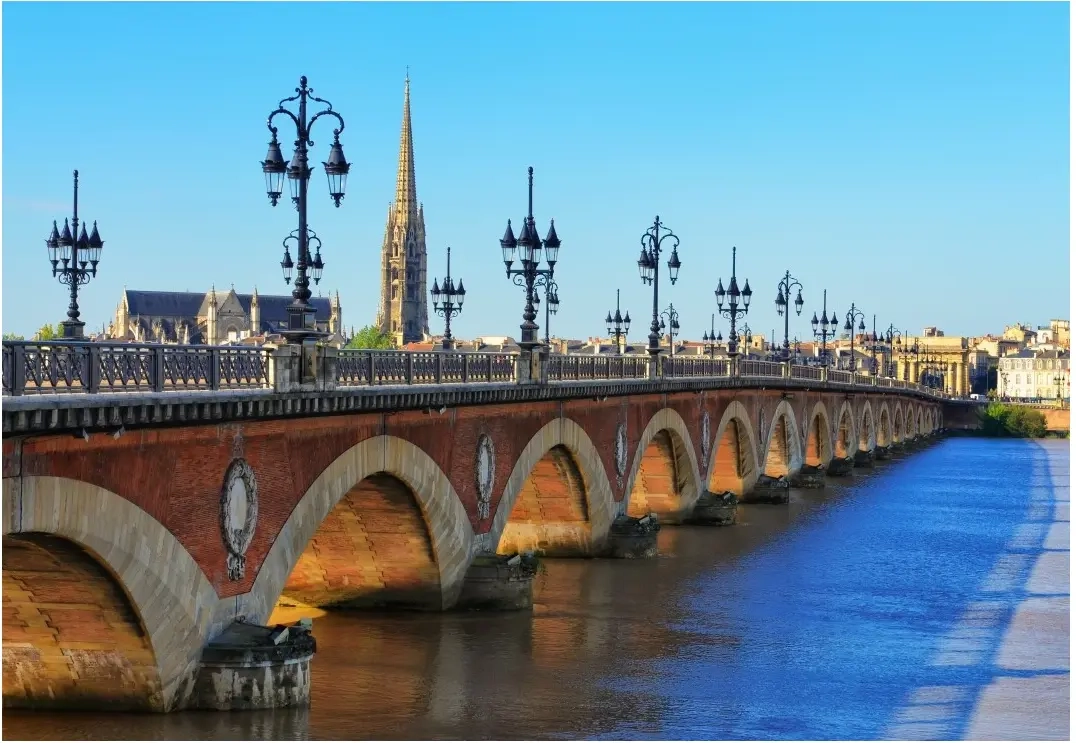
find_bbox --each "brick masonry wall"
[5,389,936,605]
[3,535,162,711]
[627,431,681,518]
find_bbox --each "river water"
[4,438,1069,740]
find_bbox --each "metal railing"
[664,356,731,377]
[548,354,649,381]
[336,349,516,386]
[1,340,964,400]
[3,341,270,395]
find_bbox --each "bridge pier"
[742,475,790,504]
[455,553,538,611]
[827,456,855,476]
[684,490,738,526]
[602,514,661,558]
[191,621,315,711]
[788,464,826,488]
[874,445,892,461]
[853,449,874,468]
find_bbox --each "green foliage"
[33,324,59,341]
[345,324,395,350]
[2,333,24,341]
[980,403,1047,438]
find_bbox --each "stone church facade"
[376,74,429,346]
[106,287,343,345]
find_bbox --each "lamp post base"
[60,320,85,339]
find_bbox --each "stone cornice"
[2,377,969,437]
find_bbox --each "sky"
[1,1,1070,343]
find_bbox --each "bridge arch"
[859,401,876,451]
[250,435,475,619]
[489,417,617,557]
[892,403,905,442]
[2,476,216,712]
[834,400,856,459]
[706,400,761,495]
[877,404,892,447]
[624,408,703,522]
[762,400,804,477]
[803,401,834,467]
[915,407,924,436]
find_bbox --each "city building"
[376,74,429,347]
[998,349,1070,401]
[105,287,343,345]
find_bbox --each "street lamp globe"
[323,137,350,207]
[262,136,287,206]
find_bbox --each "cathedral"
[105,287,343,345]
[376,74,430,346]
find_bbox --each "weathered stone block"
[455,553,537,611]
[191,621,315,711]
[602,514,660,559]
[743,475,790,504]
[853,449,874,468]
[684,490,738,526]
[873,445,891,461]
[826,456,854,476]
[788,464,826,489]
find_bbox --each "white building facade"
[998,349,1070,401]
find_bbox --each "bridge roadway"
[1,341,979,713]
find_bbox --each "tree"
[2,333,24,341]
[345,324,395,350]
[33,324,59,341]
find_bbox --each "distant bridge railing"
[1,340,958,400]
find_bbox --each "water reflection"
[5,440,1063,741]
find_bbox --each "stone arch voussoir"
[762,399,804,477]
[877,403,892,447]
[859,400,876,451]
[835,399,856,459]
[803,400,835,467]
[623,407,704,522]
[2,476,216,712]
[486,417,616,557]
[248,435,475,618]
[706,400,761,496]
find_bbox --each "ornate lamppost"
[741,324,754,356]
[715,246,752,356]
[500,167,561,352]
[774,270,804,360]
[896,334,920,382]
[843,303,866,373]
[703,313,723,359]
[809,289,838,366]
[45,170,104,339]
[431,246,466,350]
[261,75,350,343]
[605,289,631,355]
[881,324,902,377]
[637,217,681,358]
[659,303,680,356]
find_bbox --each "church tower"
[376,73,429,345]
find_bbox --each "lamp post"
[774,270,804,360]
[715,246,752,356]
[261,75,350,343]
[882,324,902,377]
[843,303,866,373]
[637,216,681,358]
[45,170,104,339]
[809,289,838,366]
[702,313,723,359]
[500,167,561,352]
[659,303,680,356]
[430,246,466,350]
[897,334,921,383]
[605,289,631,355]
[742,324,754,355]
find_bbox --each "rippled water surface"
[5,438,1069,740]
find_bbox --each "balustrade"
[1,340,964,401]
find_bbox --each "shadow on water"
[4,439,1065,741]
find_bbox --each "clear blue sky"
[2,1,1069,342]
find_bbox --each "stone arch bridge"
[1,343,970,712]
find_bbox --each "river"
[4,437,1069,740]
